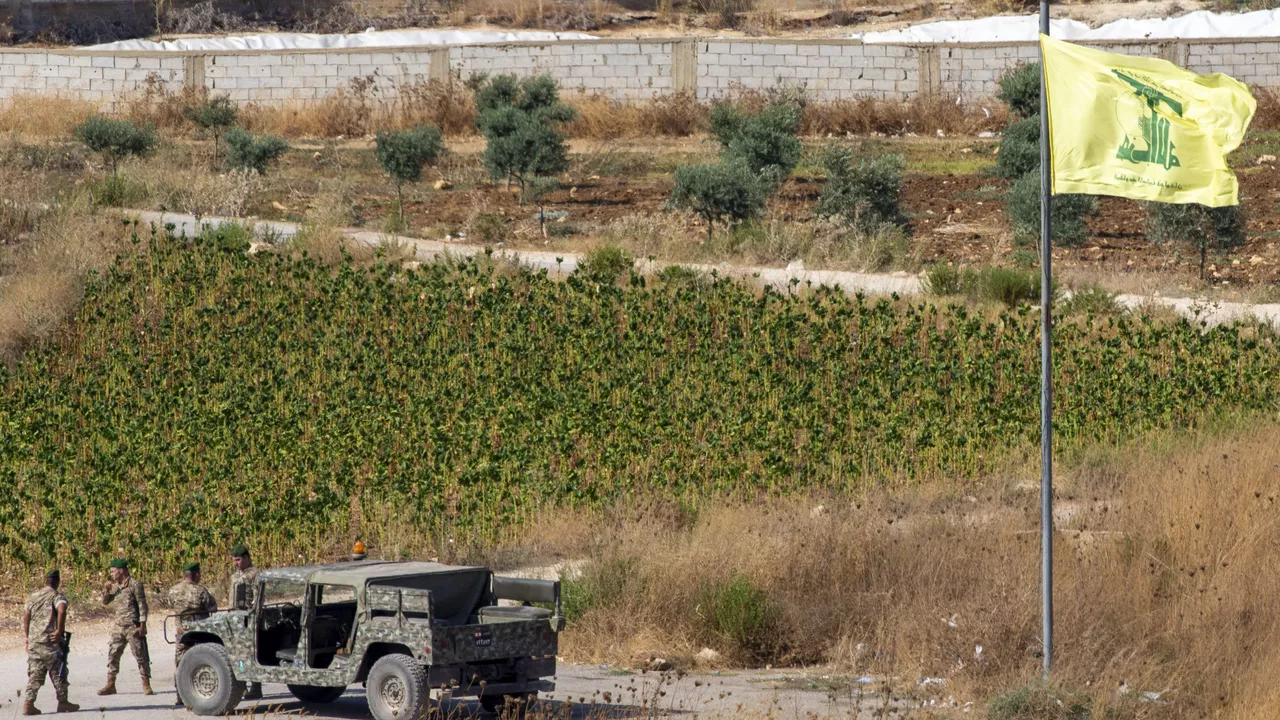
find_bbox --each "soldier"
[168,562,217,706]
[97,558,153,697]
[22,568,80,716]
[229,543,263,701]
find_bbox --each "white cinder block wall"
[0,37,1275,109]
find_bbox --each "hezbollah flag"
[1041,35,1255,207]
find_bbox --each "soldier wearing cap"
[98,558,152,697]
[168,562,217,706]
[228,544,263,700]
[22,568,79,715]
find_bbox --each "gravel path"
[0,623,929,719]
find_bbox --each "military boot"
[55,699,80,713]
[96,674,117,696]
[21,701,40,715]
[141,677,155,696]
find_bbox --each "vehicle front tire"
[287,683,346,704]
[177,644,246,716]
[366,653,428,720]
[481,692,535,719]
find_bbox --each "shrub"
[657,264,709,287]
[699,575,779,662]
[669,160,769,241]
[89,175,147,208]
[196,221,255,254]
[475,74,576,202]
[976,266,1041,307]
[375,124,444,229]
[1007,171,1096,248]
[988,682,1091,720]
[1062,284,1125,316]
[559,556,640,621]
[74,116,157,177]
[709,100,802,181]
[1143,201,1246,280]
[577,245,633,285]
[225,128,289,175]
[923,264,970,296]
[182,94,238,165]
[816,146,906,229]
[995,115,1042,179]
[998,62,1042,119]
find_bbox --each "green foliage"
[375,125,444,185]
[182,94,238,164]
[90,175,147,208]
[1143,202,1246,279]
[995,115,1042,180]
[559,557,641,622]
[816,146,906,229]
[657,264,709,288]
[709,100,802,181]
[73,116,157,176]
[1,230,1279,576]
[1062,284,1124,317]
[923,264,966,296]
[988,682,1091,720]
[998,62,1042,119]
[699,575,778,661]
[475,74,576,201]
[669,160,768,240]
[197,222,255,254]
[375,124,444,228]
[225,128,289,175]
[923,264,1054,307]
[576,245,633,285]
[1008,171,1096,247]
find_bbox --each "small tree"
[183,94,238,165]
[994,115,1041,179]
[225,128,289,175]
[998,62,1041,119]
[709,100,802,182]
[375,124,445,229]
[475,74,576,201]
[816,146,906,230]
[669,160,767,242]
[74,116,157,177]
[1144,202,1246,280]
[1007,171,1097,249]
[526,176,559,238]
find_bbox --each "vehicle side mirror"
[234,584,248,610]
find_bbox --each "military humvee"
[170,560,563,719]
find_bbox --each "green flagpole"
[1039,0,1055,677]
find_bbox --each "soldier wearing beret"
[228,544,263,700]
[98,558,152,697]
[168,562,217,706]
[22,568,79,715]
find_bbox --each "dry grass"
[0,95,97,139]
[530,422,1280,719]
[0,191,134,364]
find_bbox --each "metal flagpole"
[1038,0,1055,676]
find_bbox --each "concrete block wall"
[0,49,182,103]
[0,36,1277,110]
[696,40,920,101]
[452,41,677,98]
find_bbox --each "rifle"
[52,632,70,686]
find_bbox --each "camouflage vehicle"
[168,560,563,719]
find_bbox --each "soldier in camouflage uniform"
[22,568,79,716]
[97,558,153,696]
[229,543,263,700]
[169,562,217,706]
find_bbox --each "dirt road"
[0,623,934,719]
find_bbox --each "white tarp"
[856,8,1280,43]
[87,29,596,52]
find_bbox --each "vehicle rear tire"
[366,653,428,720]
[287,684,346,704]
[177,644,246,716]
[480,692,535,719]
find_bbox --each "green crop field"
[0,228,1277,577]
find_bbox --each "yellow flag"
[1041,35,1255,207]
